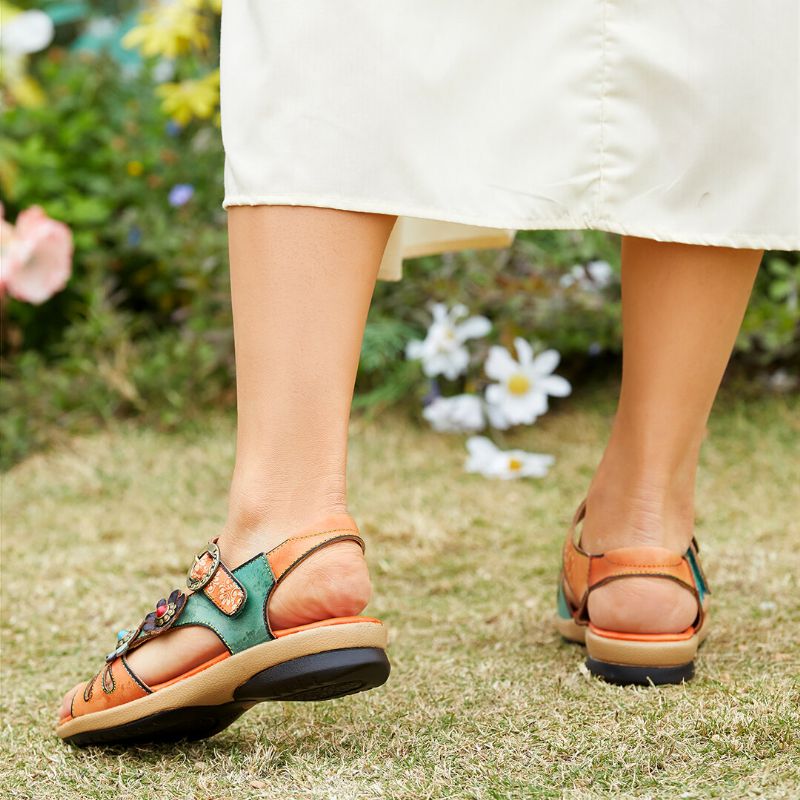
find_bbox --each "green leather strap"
[173,553,276,654]
[686,546,709,603]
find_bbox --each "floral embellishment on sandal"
[106,628,137,662]
[143,589,185,631]
[105,589,187,662]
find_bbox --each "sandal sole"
[555,613,709,686]
[585,657,694,686]
[62,647,390,746]
[57,620,388,746]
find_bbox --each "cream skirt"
[219,1,800,280]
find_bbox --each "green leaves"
[736,253,800,364]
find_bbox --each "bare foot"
[579,487,699,634]
[59,528,371,720]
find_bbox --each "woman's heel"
[556,499,711,686]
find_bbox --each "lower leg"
[61,206,394,714]
[124,207,394,679]
[218,205,395,630]
[221,205,395,569]
[581,237,761,632]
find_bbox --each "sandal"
[56,523,390,746]
[555,499,711,685]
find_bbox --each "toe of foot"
[59,683,84,722]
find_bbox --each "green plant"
[0,274,232,469]
[1,48,230,352]
[737,252,800,365]
[1,44,796,469]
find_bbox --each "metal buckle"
[186,541,221,592]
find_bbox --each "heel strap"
[589,546,694,589]
[266,528,365,584]
[561,500,709,628]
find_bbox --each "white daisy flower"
[559,260,614,291]
[465,436,554,480]
[405,303,491,380]
[0,10,54,55]
[484,338,571,430]
[422,394,485,433]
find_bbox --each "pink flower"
[0,204,73,304]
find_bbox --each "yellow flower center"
[508,458,523,471]
[507,373,531,395]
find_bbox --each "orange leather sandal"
[57,522,390,746]
[555,500,711,685]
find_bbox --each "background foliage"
[1,6,798,468]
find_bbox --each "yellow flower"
[181,0,220,9]
[126,160,144,176]
[122,0,210,59]
[3,72,46,108]
[0,3,52,107]
[185,0,221,11]
[155,70,220,125]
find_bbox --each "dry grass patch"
[2,384,799,799]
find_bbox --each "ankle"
[581,424,701,552]
[220,509,358,568]
[221,474,352,565]
[582,482,694,553]
[221,489,371,629]
[580,470,699,634]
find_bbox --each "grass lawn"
[2,382,799,800]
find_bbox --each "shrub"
[1,44,797,468]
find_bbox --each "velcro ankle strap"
[186,541,247,616]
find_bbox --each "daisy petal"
[449,303,468,320]
[465,435,501,473]
[456,315,491,341]
[520,453,555,478]
[429,303,448,323]
[485,402,511,430]
[503,394,540,426]
[439,347,469,380]
[405,340,424,360]
[484,383,505,405]
[513,337,534,366]
[529,390,549,417]
[532,349,561,376]
[466,435,498,457]
[485,345,518,380]
[540,375,572,397]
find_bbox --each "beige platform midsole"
[56,621,387,739]
[555,614,709,668]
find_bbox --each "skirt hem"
[221,193,798,252]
